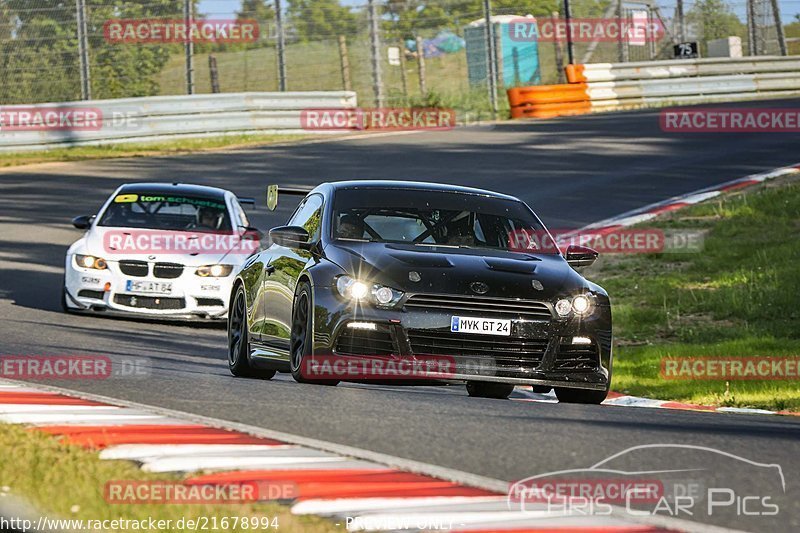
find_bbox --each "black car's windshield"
[98,192,232,231]
[332,188,554,253]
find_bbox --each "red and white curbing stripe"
[582,163,800,232]
[1,379,719,533]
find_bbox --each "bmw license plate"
[125,280,172,295]
[450,316,511,336]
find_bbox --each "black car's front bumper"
[312,290,612,391]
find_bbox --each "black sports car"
[227,181,612,403]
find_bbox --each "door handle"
[265,264,276,275]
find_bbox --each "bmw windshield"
[98,192,232,232]
[332,187,555,253]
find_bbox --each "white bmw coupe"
[63,182,260,321]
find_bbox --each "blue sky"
[198,0,800,25]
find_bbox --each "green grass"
[0,424,337,532]
[0,134,308,169]
[585,177,800,411]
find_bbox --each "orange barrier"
[565,64,587,83]
[510,101,592,119]
[507,78,590,119]
[507,83,588,106]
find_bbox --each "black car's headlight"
[555,294,595,317]
[75,254,107,270]
[336,275,404,308]
[195,264,234,277]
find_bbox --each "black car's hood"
[325,241,588,300]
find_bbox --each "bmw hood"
[79,227,253,267]
[326,241,589,300]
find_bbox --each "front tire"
[554,387,608,404]
[466,381,515,399]
[290,281,338,386]
[228,285,275,379]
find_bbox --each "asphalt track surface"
[1,101,799,531]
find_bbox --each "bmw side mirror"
[72,215,94,230]
[565,245,598,268]
[269,225,310,249]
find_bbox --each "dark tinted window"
[98,192,231,231]
[288,194,323,241]
[332,188,552,253]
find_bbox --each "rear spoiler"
[266,185,314,211]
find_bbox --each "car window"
[98,192,232,231]
[288,194,323,241]
[332,188,552,253]
[232,199,249,228]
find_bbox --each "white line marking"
[100,443,294,460]
[141,456,351,473]
[292,496,508,516]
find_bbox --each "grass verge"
[585,176,800,411]
[0,424,337,532]
[0,134,310,169]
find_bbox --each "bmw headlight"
[75,254,107,270]
[336,275,404,308]
[195,264,233,277]
[555,294,595,317]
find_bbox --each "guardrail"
[508,56,800,119]
[0,91,357,152]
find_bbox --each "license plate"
[450,316,511,336]
[125,280,172,295]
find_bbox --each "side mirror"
[565,245,598,268]
[269,225,310,249]
[72,215,94,230]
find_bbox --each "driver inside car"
[337,214,366,240]
[195,206,223,230]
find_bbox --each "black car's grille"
[78,289,104,299]
[196,297,224,307]
[554,341,599,371]
[335,328,397,356]
[118,260,148,277]
[113,294,185,310]
[404,294,552,320]
[153,263,183,279]
[408,329,548,370]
